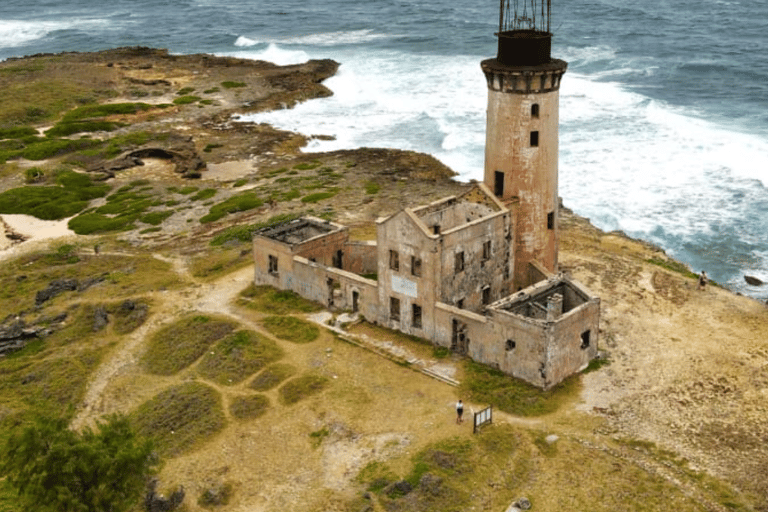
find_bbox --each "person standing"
[456,399,464,424]
[698,271,708,291]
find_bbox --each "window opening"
[432,225,441,235]
[389,249,399,271]
[505,339,516,351]
[412,304,422,328]
[482,286,491,305]
[352,291,359,313]
[530,131,539,147]
[494,171,504,197]
[547,211,555,230]
[411,255,422,277]
[268,255,278,274]
[390,297,401,321]
[531,103,539,118]
[457,298,464,309]
[581,330,591,349]
[455,251,465,273]
[482,240,491,261]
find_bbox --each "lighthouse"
[482,0,567,289]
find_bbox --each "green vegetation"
[646,257,699,280]
[45,120,124,137]
[142,314,238,375]
[203,143,223,153]
[173,95,201,105]
[0,414,156,512]
[309,426,329,448]
[460,360,579,417]
[200,191,263,223]
[301,190,338,203]
[583,355,610,374]
[140,210,174,226]
[0,169,109,220]
[209,212,304,246]
[261,316,320,344]
[60,102,153,122]
[197,330,283,385]
[191,188,217,201]
[233,178,247,187]
[23,166,44,183]
[278,374,329,405]
[229,395,270,420]
[293,160,322,171]
[0,126,36,139]
[189,246,253,279]
[20,137,101,160]
[249,363,296,391]
[238,284,324,314]
[364,181,381,194]
[131,382,225,457]
[203,87,220,94]
[176,87,195,95]
[221,81,246,88]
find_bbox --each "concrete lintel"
[435,302,488,323]
[292,255,378,286]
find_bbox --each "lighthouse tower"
[482,0,567,289]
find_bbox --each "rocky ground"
[1,48,767,511]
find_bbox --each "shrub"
[301,190,338,203]
[21,138,100,160]
[200,192,263,223]
[197,330,283,385]
[0,126,37,139]
[229,395,270,420]
[68,213,137,234]
[139,210,173,226]
[142,315,238,375]
[249,363,296,391]
[293,161,322,171]
[131,382,225,457]
[221,81,246,88]
[61,102,153,122]
[24,167,44,183]
[173,95,201,105]
[279,375,329,405]
[261,316,319,344]
[191,188,217,201]
[45,120,124,137]
[238,284,323,314]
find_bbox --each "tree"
[0,414,157,512]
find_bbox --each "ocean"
[1,0,767,299]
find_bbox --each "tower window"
[581,330,591,349]
[411,256,422,277]
[482,240,491,261]
[390,297,401,321]
[482,286,491,305]
[494,170,504,197]
[455,251,465,273]
[531,103,539,118]
[547,211,555,230]
[412,304,422,328]
[432,225,441,235]
[506,339,516,351]
[530,131,539,147]
[389,249,399,271]
[268,255,278,274]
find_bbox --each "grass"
[238,284,324,314]
[130,382,225,457]
[0,169,110,220]
[209,213,305,247]
[278,374,329,405]
[221,81,246,88]
[199,192,263,223]
[142,314,238,375]
[203,143,223,153]
[60,102,153,122]
[229,395,270,420]
[45,120,124,137]
[197,330,283,385]
[364,181,381,195]
[0,126,37,139]
[460,360,580,417]
[249,363,296,391]
[647,257,700,280]
[189,247,253,280]
[139,210,174,226]
[293,161,322,171]
[301,190,338,203]
[191,188,217,201]
[260,316,320,344]
[173,95,201,105]
[108,299,151,334]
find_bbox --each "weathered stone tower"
[482,0,567,289]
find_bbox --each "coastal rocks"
[0,312,67,355]
[744,275,765,286]
[35,274,109,305]
[89,133,206,180]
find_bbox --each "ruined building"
[251,0,600,389]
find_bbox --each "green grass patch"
[0,169,110,220]
[188,247,252,280]
[197,330,283,385]
[0,126,37,139]
[130,382,225,458]
[301,190,338,203]
[199,99,214,105]
[232,178,247,187]
[238,284,323,314]
[139,210,173,226]
[261,316,319,344]
[60,102,153,122]
[191,188,217,201]
[646,257,699,280]
[68,212,138,234]
[309,426,329,448]
[278,374,329,405]
[203,87,220,94]
[142,314,238,375]
[293,161,322,171]
[45,120,124,137]
[173,95,200,105]
[460,360,580,417]
[210,212,304,246]
[175,186,199,195]
[176,87,195,95]
[583,355,610,374]
[203,143,222,153]
[249,363,296,391]
[364,181,381,194]
[221,81,246,88]
[23,167,44,183]
[21,137,101,160]
[200,191,263,223]
[229,395,270,421]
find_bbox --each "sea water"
[1,0,766,298]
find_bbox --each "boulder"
[744,275,765,286]
[35,279,78,305]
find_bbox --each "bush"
[197,330,283,385]
[301,190,338,203]
[61,102,153,122]
[131,382,225,457]
[68,213,137,234]
[142,314,238,375]
[200,192,263,223]
[0,126,37,139]
[221,81,246,88]
[173,95,201,105]
[191,188,217,201]
[21,138,100,160]
[139,210,173,226]
[45,120,124,137]
[0,414,157,512]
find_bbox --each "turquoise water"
[1,0,767,298]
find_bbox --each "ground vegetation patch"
[260,316,319,344]
[197,330,283,386]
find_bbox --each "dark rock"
[78,273,108,292]
[121,299,136,311]
[429,450,456,469]
[35,279,78,305]
[385,480,413,498]
[93,306,109,332]
[744,275,765,286]
[419,473,443,496]
[513,497,532,510]
[144,480,185,512]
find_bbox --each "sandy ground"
[0,213,77,261]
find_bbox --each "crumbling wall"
[342,241,377,275]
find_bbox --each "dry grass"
[197,330,283,386]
